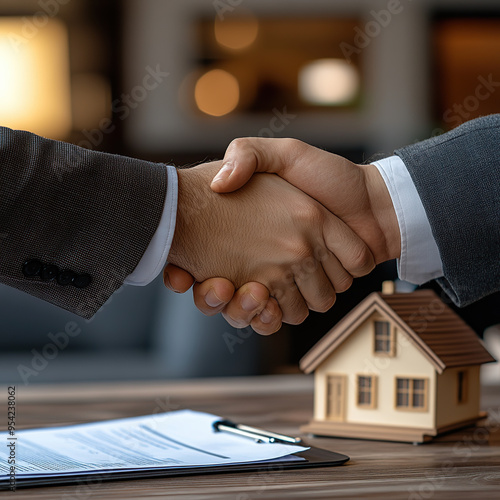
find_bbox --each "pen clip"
[213,419,301,445]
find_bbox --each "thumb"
[163,264,195,293]
[210,160,252,193]
[210,137,286,193]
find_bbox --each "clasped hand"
[165,139,400,334]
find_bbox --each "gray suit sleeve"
[395,115,500,307]
[0,127,168,318]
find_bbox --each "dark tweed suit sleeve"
[0,127,168,319]
[395,115,500,307]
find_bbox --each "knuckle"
[227,310,253,327]
[283,306,309,325]
[222,312,250,329]
[226,137,248,155]
[251,322,280,336]
[193,299,220,316]
[334,273,353,293]
[299,200,323,224]
[348,244,375,276]
[311,292,337,313]
[289,310,309,325]
[282,137,305,156]
[272,286,309,325]
[294,243,316,264]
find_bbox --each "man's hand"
[165,140,400,334]
[166,161,374,329]
[163,267,283,334]
[212,138,400,263]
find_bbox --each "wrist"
[167,163,226,282]
[167,168,201,273]
[361,164,401,262]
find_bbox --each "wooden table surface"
[1,375,500,499]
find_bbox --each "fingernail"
[259,307,274,324]
[241,292,260,312]
[211,162,234,185]
[205,288,224,308]
[164,272,179,293]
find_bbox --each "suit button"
[40,264,59,281]
[57,270,75,286]
[73,273,91,289]
[22,259,43,277]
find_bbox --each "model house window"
[374,320,395,355]
[357,375,377,408]
[457,370,468,404]
[396,378,428,410]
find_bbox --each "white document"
[0,410,307,482]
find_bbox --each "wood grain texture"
[1,375,499,499]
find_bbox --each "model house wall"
[314,311,436,429]
[435,365,481,428]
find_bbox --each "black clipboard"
[1,414,349,490]
[3,447,349,489]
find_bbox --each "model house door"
[326,374,346,421]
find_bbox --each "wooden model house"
[300,286,496,443]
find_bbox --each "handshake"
[165,138,401,335]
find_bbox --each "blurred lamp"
[299,58,359,105]
[195,69,239,117]
[0,17,71,139]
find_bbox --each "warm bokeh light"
[214,14,259,50]
[0,18,71,139]
[298,59,359,105]
[194,69,239,117]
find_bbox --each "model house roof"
[300,289,496,375]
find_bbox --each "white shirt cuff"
[124,165,178,286]
[371,156,444,285]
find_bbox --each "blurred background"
[0,0,499,385]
